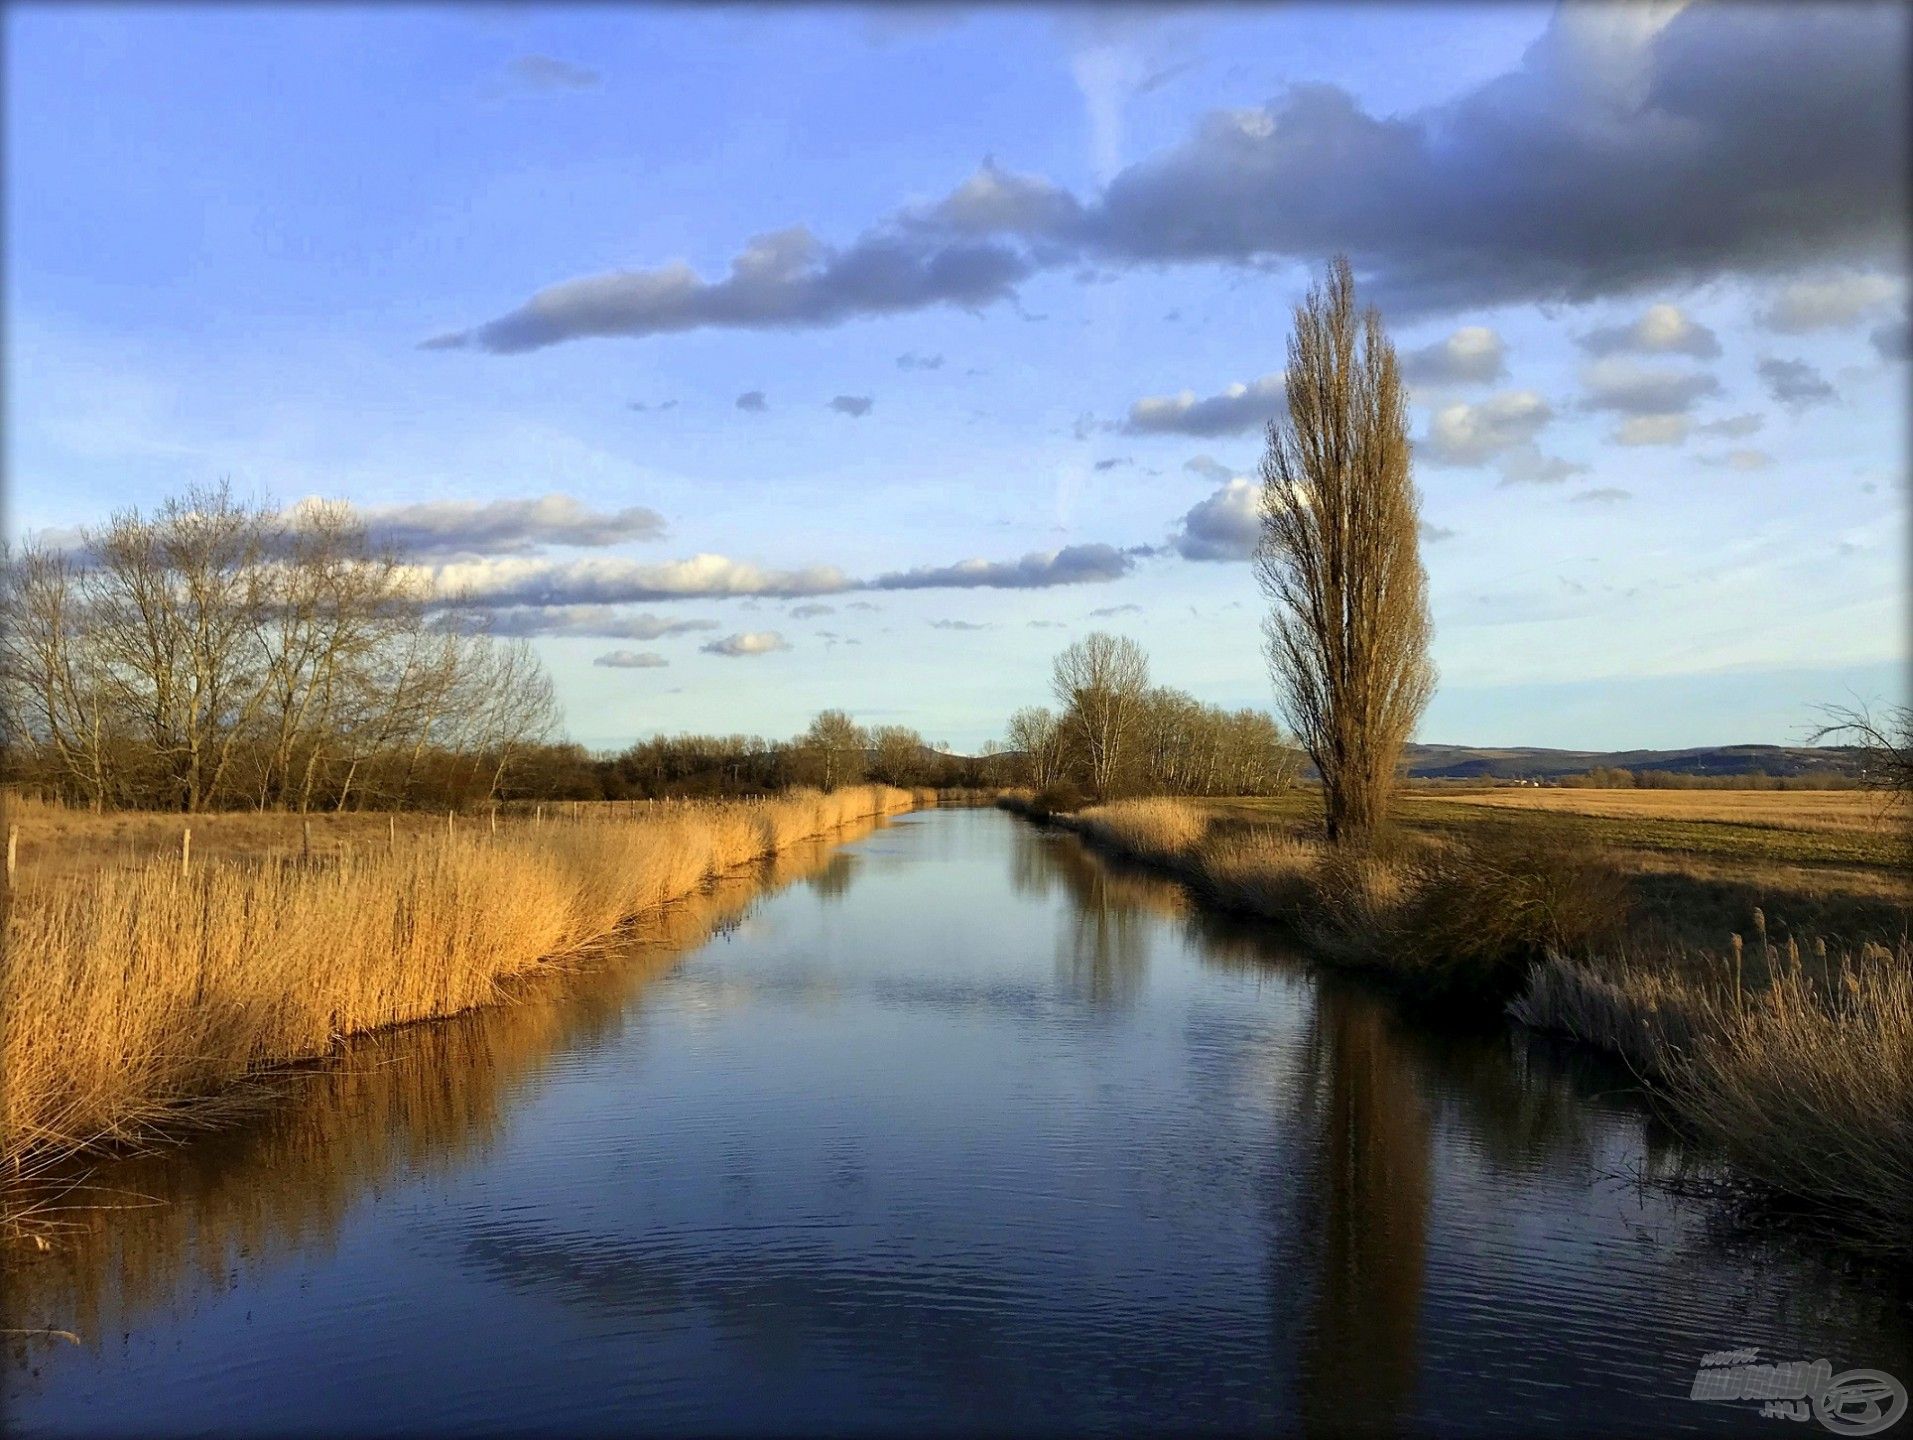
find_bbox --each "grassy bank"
[1,786,928,1173]
[1001,791,1912,1254]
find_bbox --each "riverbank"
[999,791,1912,1256]
[1,786,928,1181]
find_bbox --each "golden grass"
[1441,786,1894,835]
[0,786,916,1169]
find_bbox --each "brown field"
[1432,785,1895,834]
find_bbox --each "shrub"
[1030,780,1088,817]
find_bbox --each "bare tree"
[1006,705,1066,789]
[869,724,927,786]
[792,709,869,791]
[1051,632,1150,799]
[1811,699,1912,814]
[1256,257,1435,846]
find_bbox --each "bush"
[1030,780,1088,817]
[1388,823,1630,1002]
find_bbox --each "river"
[4,807,1907,1436]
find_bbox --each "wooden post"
[535,804,544,827]
[5,824,16,888]
[389,814,397,851]
[181,827,192,878]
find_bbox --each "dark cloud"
[1872,312,1911,362]
[896,351,945,370]
[1758,356,1837,407]
[736,390,768,412]
[1124,373,1284,437]
[356,494,665,558]
[436,8,1904,350]
[1170,479,1260,562]
[700,632,790,657]
[509,55,601,91]
[871,543,1135,591]
[1400,327,1506,386]
[788,602,836,619]
[592,650,668,669]
[1758,272,1900,332]
[627,399,678,413]
[424,226,1030,353]
[1420,522,1457,543]
[1094,457,1132,471]
[829,395,874,417]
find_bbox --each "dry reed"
[1,786,916,1167]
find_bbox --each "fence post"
[181,826,192,878]
[389,814,397,851]
[5,824,16,888]
[535,804,544,827]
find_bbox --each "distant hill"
[1400,743,1869,782]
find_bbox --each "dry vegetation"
[1,786,929,1178]
[1003,790,1912,1253]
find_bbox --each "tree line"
[2,484,559,812]
[1000,632,1299,802]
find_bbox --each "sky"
[6,1,1907,753]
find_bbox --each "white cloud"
[700,631,790,657]
[1579,303,1721,359]
[1125,373,1285,437]
[1401,326,1507,385]
[1422,391,1553,465]
[1579,357,1720,414]
[1614,414,1690,446]
[1170,478,1261,561]
[1758,272,1902,333]
[593,650,669,668]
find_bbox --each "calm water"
[5,808,1907,1437]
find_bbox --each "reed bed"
[1,786,915,1169]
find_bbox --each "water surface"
[5,808,1907,1436]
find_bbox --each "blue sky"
[7,2,1906,752]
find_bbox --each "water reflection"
[6,809,1909,1438]
[1,820,883,1369]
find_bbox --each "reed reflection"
[0,820,885,1368]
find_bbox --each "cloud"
[788,602,836,619]
[1577,303,1720,359]
[1420,522,1457,543]
[1421,391,1552,466]
[1570,487,1633,504]
[1125,373,1285,436]
[484,607,720,639]
[1758,272,1901,332]
[342,494,666,558]
[735,390,768,412]
[627,399,678,413]
[1758,356,1836,407]
[1872,311,1910,362]
[1088,603,1143,617]
[435,8,1905,349]
[1027,619,1067,629]
[700,631,789,657]
[593,650,669,669]
[1170,477,1261,561]
[1579,358,1720,415]
[1400,326,1506,385]
[896,351,945,370]
[1699,449,1773,471]
[1093,456,1131,471]
[509,55,601,91]
[424,225,1030,353]
[929,619,990,630]
[1495,445,1587,486]
[872,542,1136,590]
[1695,412,1764,438]
[828,395,874,417]
[1614,414,1690,447]
[1183,454,1235,483]
[426,553,850,607]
